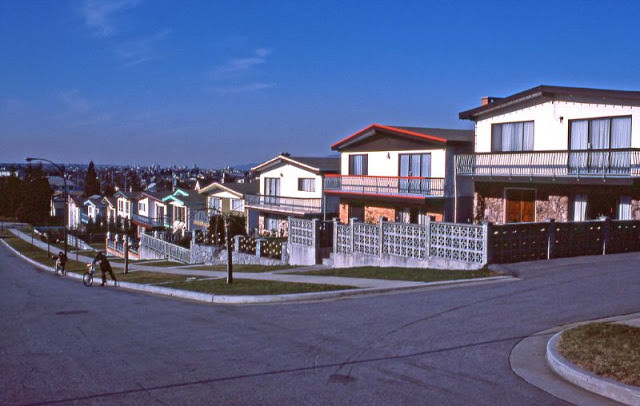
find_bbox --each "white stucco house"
[325,124,474,224]
[457,85,640,223]
[245,154,340,236]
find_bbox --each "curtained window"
[569,116,631,174]
[348,154,368,175]
[573,194,587,221]
[491,121,534,152]
[297,178,315,192]
[618,196,631,220]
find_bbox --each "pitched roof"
[163,189,207,206]
[331,124,474,150]
[198,181,258,196]
[459,85,640,121]
[252,155,340,174]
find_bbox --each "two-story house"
[457,85,640,223]
[246,154,340,236]
[114,190,137,221]
[82,195,106,226]
[162,188,207,238]
[326,124,474,224]
[67,193,84,230]
[131,191,169,237]
[197,181,259,233]
[103,195,117,225]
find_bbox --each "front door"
[505,189,535,223]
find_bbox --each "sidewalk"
[6,228,513,303]
[511,313,640,406]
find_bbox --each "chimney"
[481,96,502,106]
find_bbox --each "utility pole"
[224,217,233,284]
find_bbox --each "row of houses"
[66,85,640,249]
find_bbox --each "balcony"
[245,194,322,215]
[323,175,445,198]
[131,213,166,228]
[456,149,640,182]
[80,213,89,224]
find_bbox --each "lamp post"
[25,157,68,256]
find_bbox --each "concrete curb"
[546,330,640,406]
[1,238,515,305]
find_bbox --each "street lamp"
[25,157,68,256]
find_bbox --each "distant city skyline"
[2,0,640,167]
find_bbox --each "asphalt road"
[2,243,639,405]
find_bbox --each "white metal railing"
[245,194,322,214]
[324,175,445,197]
[140,233,191,263]
[456,148,640,178]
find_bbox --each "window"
[125,201,130,214]
[348,154,368,175]
[264,178,280,205]
[491,121,534,152]
[118,200,123,211]
[209,197,221,211]
[298,178,315,192]
[138,202,146,213]
[231,199,244,212]
[569,116,632,174]
[570,116,631,150]
[618,196,631,220]
[399,153,431,194]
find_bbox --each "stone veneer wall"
[339,203,349,224]
[474,183,570,224]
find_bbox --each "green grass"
[186,264,297,272]
[3,236,90,274]
[164,278,353,295]
[559,322,640,386]
[296,266,500,282]
[4,237,352,295]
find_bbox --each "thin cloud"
[210,48,273,80]
[115,29,171,67]
[211,82,275,95]
[58,90,91,114]
[81,0,141,37]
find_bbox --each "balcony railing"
[131,213,166,228]
[245,194,322,215]
[323,175,445,198]
[456,148,640,179]
[80,213,89,224]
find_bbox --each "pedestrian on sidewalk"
[92,252,117,286]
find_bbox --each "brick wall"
[365,205,395,223]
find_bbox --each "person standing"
[92,252,117,286]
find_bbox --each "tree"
[16,164,51,224]
[84,161,100,197]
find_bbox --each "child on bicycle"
[54,251,67,275]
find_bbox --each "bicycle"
[54,259,66,276]
[83,263,95,287]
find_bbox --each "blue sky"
[2,0,639,167]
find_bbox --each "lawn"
[558,322,640,386]
[3,237,354,295]
[3,236,90,274]
[294,266,500,282]
[164,278,353,295]
[187,264,297,272]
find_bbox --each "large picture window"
[491,121,534,152]
[569,116,632,174]
[348,154,368,175]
